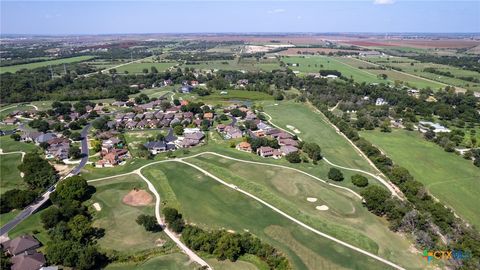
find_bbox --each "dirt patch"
[53,163,73,177]
[122,189,153,206]
[155,238,166,247]
[93,202,101,211]
[316,205,329,211]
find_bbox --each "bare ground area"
[122,189,154,206]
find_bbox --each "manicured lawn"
[186,154,426,268]
[262,101,376,173]
[88,174,168,252]
[0,55,96,74]
[361,129,480,228]
[9,206,51,247]
[0,136,39,153]
[205,90,273,101]
[141,162,417,270]
[0,153,26,194]
[105,253,197,270]
[281,55,386,84]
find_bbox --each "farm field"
[262,101,376,173]
[186,153,426,268]
[360,129,480,228]
[115,62,178,74]
[281,55,387,84]
[87,174,167,252]
[141,162,405,270]
[183,58,281,72]
[0,55,96,74]
[335,57,445,90]
[365,56,480,92]
[0,153,25,194]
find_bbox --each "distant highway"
[0,124,91,237]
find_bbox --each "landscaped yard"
[361,129,480,228]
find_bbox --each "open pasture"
[361,129,480,228]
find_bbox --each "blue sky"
[1,1,479,34]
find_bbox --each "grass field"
[105,253,197,270]
[186,154,426,267]
[281,56,386,84]
[141,162,423,270]
[0,55,96,74]
[262,101,376,173]
[88,174,168,252]
[0,104,38,120]
[0,136,39,153]
[124,130,165,157]
[206,90,273,101]
[183,58,281,72]
[365,56,480,91]
[335,57,445,90]
[0,153,26,194]
[361,129,480,228]
[116,62,178,74]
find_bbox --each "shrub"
[351,174,368,187]
[327,168,344,181]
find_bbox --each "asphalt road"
[0,124,91,237]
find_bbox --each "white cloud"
[268,8,286,14]
[373,0,395,5]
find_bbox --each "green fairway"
[186,154,426,268]
[105,253,197,270]
[88,174,167,252]
[141,162,420,270]
[0,55,95,74]
[263,101,376,173]
[361,129,480,228]
[281,56,386,84]
[0,153,26,194]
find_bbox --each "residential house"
[21,131,42,142]
[216,124,226,132]
[280,145,298,156]
[2,235,41,256]
[136,120,148,129]
[11,250,46,270]
[418,121,451,133]
[257,146,275,157]
[236,142,252,152]
[101,138,121,154]
[144,141,167,154]
[278,138,298,147]
[179,132,204,148]
[96,149,128,167]
[3,117,19,125]
[181,85,193,93]
[126,121,138,129]
[46,142,70,160]
[35,133,57,144]
[375,98,388,106]
[224,126,242,139]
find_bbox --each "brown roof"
[11,250,46,270]
[2,235,40,255]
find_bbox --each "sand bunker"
[92,202,102,211]
[286,125,301,134]
[122,189,153,206]
[306,197,318,202]
[316,205,329,211]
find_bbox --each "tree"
[174,125,184,135]
[173,99,181,106]
[0,249,11,269]
[380,120,391,132]
[351,174,368,187]
[10,133,20,141]
[142,68,149,74]
[328,168,344,181]
[69,147,82,159]
[70,132,82,141]
[0,189,37,213]
[361,185,391,215]
[68,214,94,242]
[40,206,63,229]
[136,214,162,232]
[18,153,58,190]
[150,66,158,73]
[301,142,322,161]
[92,117,109,131]
[162,207,182,224]
[54,176,90,202]
[285,152,301,163]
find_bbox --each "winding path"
[87,151,407,270]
